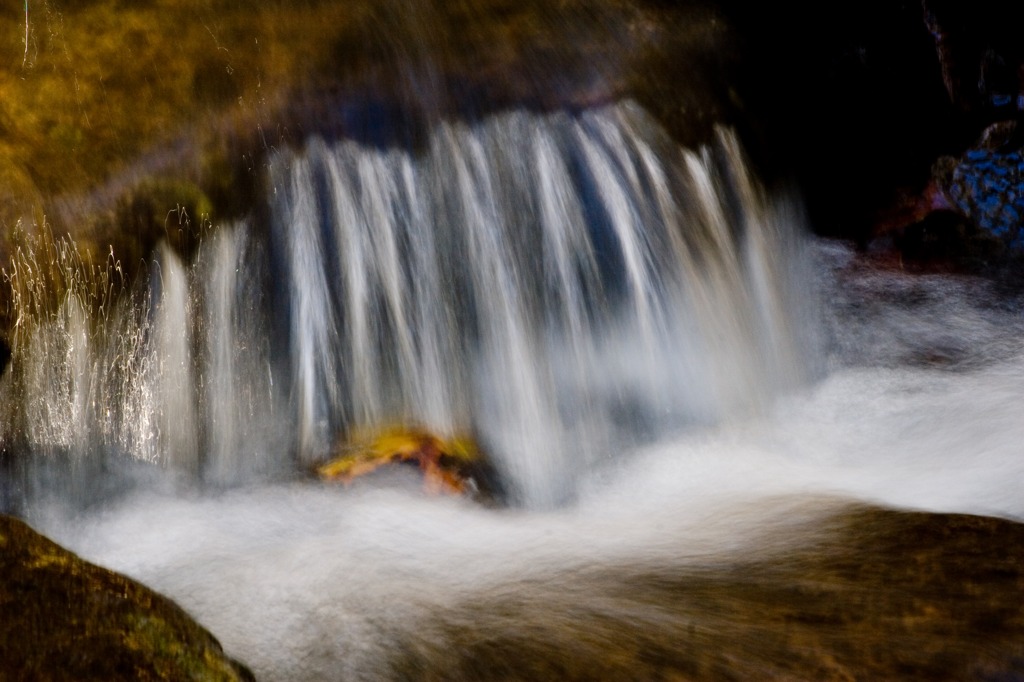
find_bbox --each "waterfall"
[270,101,816,505]
[151,247,199,473]
[198,227,282,486]
[0,101,816,508]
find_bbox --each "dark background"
[721,0,1024,244]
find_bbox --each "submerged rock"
[0,515,254,681]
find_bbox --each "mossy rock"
[119,178,213,237]
[0,515,254,681]
[102,178,214,267]
[0,156,44,238]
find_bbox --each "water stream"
[4,101,1024,679]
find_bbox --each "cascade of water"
[0,226,286,502]
[199,227,283,486]
[1,101,816,509]
[151,247,200,473]
[269,101,816,506]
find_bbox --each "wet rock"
[0,514,254,682]
[870,121,1024,267]
[939,126,1024,248]
[386,504,1024,680]
[268,0,744,157]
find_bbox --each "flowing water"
[2,101,814,508]
[4,101,1024,679]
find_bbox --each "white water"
[6,102,1024,679]
[37,300,1024,679]
[270,102,814,505]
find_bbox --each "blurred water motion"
[4,2,1024,679]
[7,102,1024,679]
[1,102,814,509]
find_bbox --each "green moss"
[119,179,213,240]
[70,178,214,274]
[0,514,254,681]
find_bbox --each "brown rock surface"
[387,505,1024,680]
